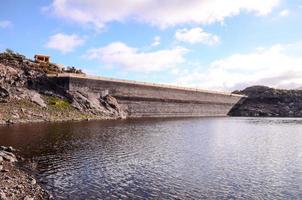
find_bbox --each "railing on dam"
[47,73,245,98]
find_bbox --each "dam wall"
[48,74,243,118]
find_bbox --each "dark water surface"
[1,117,302,199]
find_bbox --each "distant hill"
[229,85,302,117]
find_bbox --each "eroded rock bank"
[229,86,302,117]
[0,146,51,200]
[0,50,126,125]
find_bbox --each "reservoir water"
[0,117,302,199]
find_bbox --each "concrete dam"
[48,74,244,118]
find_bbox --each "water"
[0,117,302,199]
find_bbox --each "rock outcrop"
[0,50,126,124]
[67,89,126,118]
[229,86,302,117]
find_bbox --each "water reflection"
[0,117,302,199]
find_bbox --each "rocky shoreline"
[0,146,52,200]
[0,50,126,126]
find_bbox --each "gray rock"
[29,91,46,108]
[67,88,127,118]
[11,113,20,119]
[0,156,3,162]
[0,151,17,162]
[0,146,8,151]
[0,165,2,171]
[8,146,15,152]
[3,146,16,152]
[1,169,9,173]
[17,185,24,190]
[0,87,9,103]
[0,191,7,200]
[30,178,36,185]
[5,119,14,125]
[102,95,127,119]
[69,90,107,114]
[23,196,34,200]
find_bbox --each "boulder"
[0,151,17,163]
[23,196,34,200]
[68,89,127,118]
[21,90,47,108]
[68,90,106,114]
[0,87,9,103]
[30,92,46,108]
[102,95,127,119]
[29,178,36,185]
[0,146,15,152]
[0,191,7,200]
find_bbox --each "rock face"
[102,95,127,119]
[0,50,125,124]
[229,86,302,117]
[67,89,126,119]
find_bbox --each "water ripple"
[1,118,302,199]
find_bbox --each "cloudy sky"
[1,0,302,91]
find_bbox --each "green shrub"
[47,96,70,109]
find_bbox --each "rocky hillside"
[0,50,125,125]
[229,86,302,117]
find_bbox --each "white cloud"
[151,36,161,47]
[279,9,290,17]
[47,0,280,28]
[85,42,188,72]
[0,20,12,28]
[175,28,219,45]
[175,44,302,91]
[45,33,84,53]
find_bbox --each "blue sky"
[1,0,302,91]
